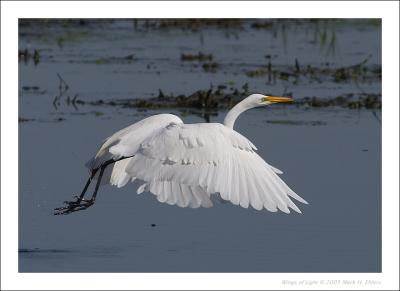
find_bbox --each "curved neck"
[223,99,254,129]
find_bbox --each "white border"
[1,1,399,290]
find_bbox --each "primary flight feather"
[55,93,308,215]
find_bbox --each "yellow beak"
[263,95,294,103]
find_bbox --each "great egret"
[54,94,308,215]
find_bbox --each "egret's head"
[248,93,294,106]
[224,93,294,128]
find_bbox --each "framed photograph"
[2,1,399,290]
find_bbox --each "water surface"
[19,19,381,272]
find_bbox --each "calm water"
[19,19,381,272]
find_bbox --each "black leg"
[60,165,106,213]
[69,168,98,203]
[54,155,134,215]
[54,169,99,215]
[90,165,105,202]
[78,168,98,200]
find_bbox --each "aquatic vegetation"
[299,94,381,109]
[19,248,72,253]
[18,49,40,65]
[94,54,136,65]
[251,21,274,29]
[63,86,380,112]
[245,57,381,85]
[52,73,81,110]
[153,19,243,30]
[18,117,65,123]
[245,68,269,78]
[313,19,338,57]
[202,62,219,72]
[22,86,40,91]
[181,52,213,62]
[20,19,381,120]
[54,31,89,48]
[266,120,327,126]
[67,54,137,65]
[18,117,35,123]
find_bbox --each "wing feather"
[248,161,277,212]
[237,161,250,208]
[146,180,211,208]
[125,122,307,213]
[85,114,183,189]
[167,181,176,205]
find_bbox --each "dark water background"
[19,19,381,272]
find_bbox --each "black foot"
[54,197,95,215]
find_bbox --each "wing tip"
[290,206,303,214]
[269,165,283,174]
[288,191,309,205]
[298,197,309,205]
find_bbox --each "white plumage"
[79,94,308,214]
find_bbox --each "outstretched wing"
[85,114,183,187]
[125,122,308,213]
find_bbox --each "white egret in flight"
[55,94,308,215]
